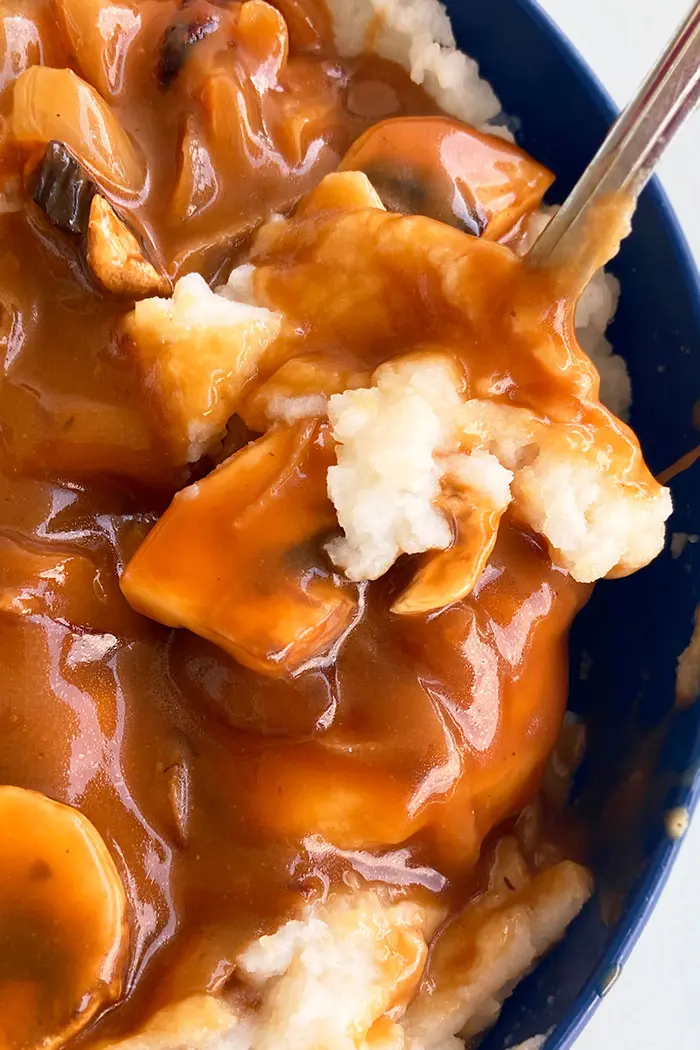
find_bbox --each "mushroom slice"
[171,115,219,223]
[340,116,554,241]
[157,6,220,90]
[55,0,142,101]
[0,1,57,99]
[270,0,330,52]
[31,140,96,236]
[87,195,170,298]
[12,66,145,197]
[393,451,513,616]
[0,786,128,1050]
[120,420,358,678]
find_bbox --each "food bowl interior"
[443,0,700,1046]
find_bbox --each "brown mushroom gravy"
[0,2,668,1047]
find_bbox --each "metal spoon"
[527,0,700,273]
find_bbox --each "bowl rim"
[513,2,700,1047]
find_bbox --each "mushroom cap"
[340,116,554,240]
[0,786,128,1050]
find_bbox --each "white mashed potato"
[443,449,513,508]
[453,396,671,582]
[238,893,434,1050]
[102,858,591,1050]
[574,268,632,420]
[510,444,670,583]
[326,356,671,588]
[324,0,501,129]
[326,356,462,580]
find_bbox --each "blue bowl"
[441,1,700,1046]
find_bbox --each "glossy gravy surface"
[0,1,593,1042]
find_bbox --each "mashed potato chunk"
[513,444,671,582]
[239,892,435,1050]
[125,274,281,463]
[325,348,670,595]
[573,269,631,419]
[100,857,590,1050]
[324,0,501,129]
[456,399,672,583]
[326,354,463,581]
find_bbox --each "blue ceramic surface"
[441,1,700,1047]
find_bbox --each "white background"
[539,1,700,1048]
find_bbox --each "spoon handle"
[527,0,700,270]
